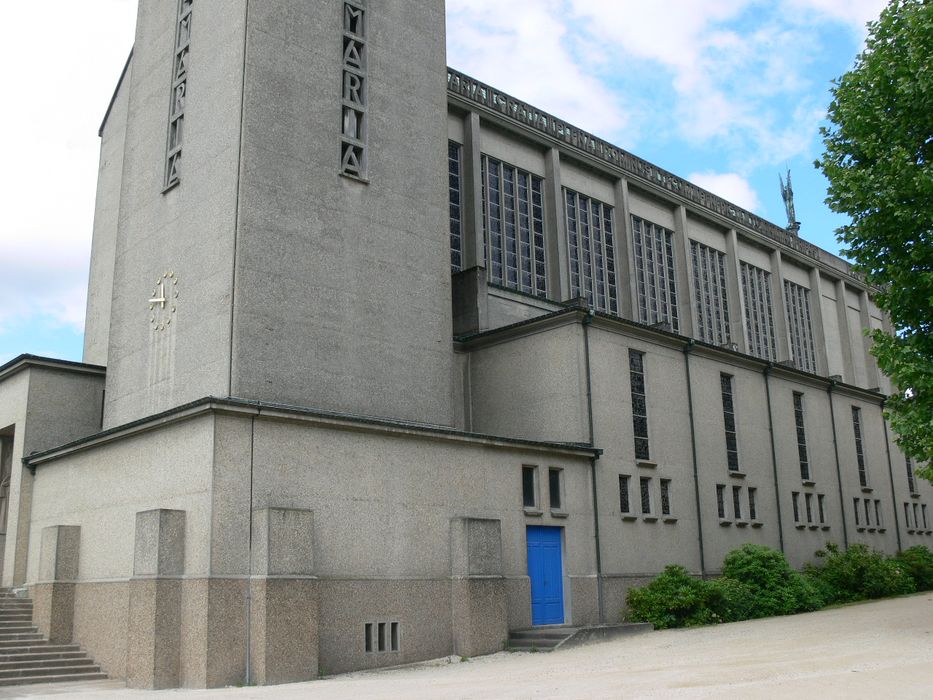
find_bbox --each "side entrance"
[526,526,564,625]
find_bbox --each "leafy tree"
[816,0,933,480]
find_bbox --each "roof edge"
[0,354,106,384]
[99,48,134,137]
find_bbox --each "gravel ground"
[5,593,933,700]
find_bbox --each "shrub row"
[625,543,933,629]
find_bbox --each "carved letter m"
[345,4,364,35]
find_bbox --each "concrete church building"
[0,0,930,689]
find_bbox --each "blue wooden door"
[527,526,564,625]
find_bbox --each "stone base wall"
[73,581,130,679]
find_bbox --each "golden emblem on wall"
[149,272,178,331]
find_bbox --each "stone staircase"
[508,622,653,653]
[0,588,106,687]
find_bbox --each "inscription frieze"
[165,0,192,189]
[446,68,863,284]
[341,1,367,180]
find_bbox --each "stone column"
[770,250,791,362]
[249,508,318,685]
[724,229,748,352]
[808,268,830,376]
[673,206,695,337]
[613,179,636,320]
[450,518,507,658]
[544,149,570,301]
[33,525,80,644]
[127,509,185,690]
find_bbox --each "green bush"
[707,576,756,623]
[895,546,933,591]
[806,543,916,603]
[625,565,718,629]
[721,544,823,617]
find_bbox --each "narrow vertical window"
[690,241,731,345]
[548,468,562,511]
[390,622,400,652]
[805,493,814,524]
[364,623,374,652]
[660,479,672,516]
[565,190,618,314]
[640,477,652,515]
[914,503,921,530]
[874,500,883,529]
[864,498,872,527]
[732,485,743,520]
[164,0,193,189]
[632,216,680,332]
[629,350,650,461]
[377,622,387,652]
[854,497,861,526]
[721,374,739,471]
[448,142,463,272]
[793,492,801,523]
[852,407,867,487]
[481,156,546,296]
[522,466,538,509]
[619,475,631,514]
[717,485,726,519]
[906,456,917,494]
[740,262,777,361]
[818,494,826,525]
[748,488,758,521]
[793,392,811,481]
[922,504,929,530]
[905,502,913,529]
[784,281,817,373]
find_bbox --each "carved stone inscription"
[341,1,367,180]
[165,0,192,189]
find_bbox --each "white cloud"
[788,0,888,34]
[447,0,629,138]
[688,172,762,212]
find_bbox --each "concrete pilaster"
[834,279,855,383]
[462,112,484,271]
[724,229,748,352]
[770,250,791,362]
[544,149,570,301]
[808,268,829,376]
[249,508,318,685]
[613,179,636,320]
[673,206,694,337]
[33,525,80,644]
[127,509,185,689]
[858,291,882,389]
[450,518,507,658]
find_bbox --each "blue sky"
[0,0,887,367]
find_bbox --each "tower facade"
[89,0,455,429]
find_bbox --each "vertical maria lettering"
[341,1,367,180]
[165,0,192,190]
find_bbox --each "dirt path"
[7,594,933,699]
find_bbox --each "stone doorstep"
[508,623,654,653]
[0,671,109,687]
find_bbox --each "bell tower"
[95,0,455,428]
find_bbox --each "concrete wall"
[102,0,247,428]
[0,365,105,587]
[229,0,456,427]
[84,56,132,367]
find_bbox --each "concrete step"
[0,645,80,657]
[0,616,34,624]
[0,671,108,687]
[0,622,38,630]
[0,638,47,650]
[0,628,39,636]
[0,651,86,664]
[0,633,43,643]
[0,663,102,681]
[0,657,96,672]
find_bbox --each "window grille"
[740,262,777,361]
[522,466,537,509]
[793,492,801,523]
[732,485,743,520]
[448,142,463,272]
[619,475,631,514]
[748,488,758,521]
[481,156,546,296]
[717,485,726,519]
[784,281,817,373]
[566,190,618,314]
[721,374,739,471]
[632,216,679,331]
[548,468,562,511]
[793,392,810,481]
[690,241,730,345]
[906,457,917,494]
[818,494,826,525]
[640,477,652,515]
[629,351,650,460]
[660,479,672,516]
[852,407,868,488]
[805,493,814,524]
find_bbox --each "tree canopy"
[817,0,933,480]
